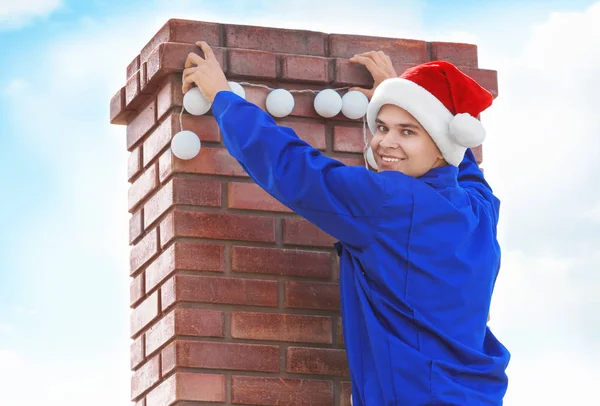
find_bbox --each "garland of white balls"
[171,81,377,169]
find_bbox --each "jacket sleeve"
[458,148,500,224]
[211,90,388,249]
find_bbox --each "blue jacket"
[212,90,510,405]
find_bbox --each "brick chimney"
[110,19,497,406]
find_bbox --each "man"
[183,41,509,405]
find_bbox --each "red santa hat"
[366,61,493,167]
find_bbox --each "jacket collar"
[418,165,459,188]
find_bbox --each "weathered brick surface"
[145,240,224,292]
[227,182,291,213]
[161,274,279,310]
[231,376,334,405]
[116,20,495,405]
[231,312,332,344]
[162,340,280,374]
[145,308,224,356]
[232,246,332,278]
[287,347,349,376]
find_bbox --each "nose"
[378,133,399,150]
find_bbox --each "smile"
[380,156,405,163]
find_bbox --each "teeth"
[382,156,399,163]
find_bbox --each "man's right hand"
[349,51,398,100]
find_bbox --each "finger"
[185,52,204,69]
[196,41,216,61]
[183,66,199,80]
[350,54,378,73]
[182,73,199,93]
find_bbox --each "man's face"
[371,104,446,177]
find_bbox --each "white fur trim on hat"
[367,78,485,166]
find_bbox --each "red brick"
[131,291,159,337]
[131,355,160,400]
[110,87,131,125]
[161,340,279,373]
[336,317,344,346]
[146,372,226,406]
[231,312,332,344]
[281,55,330,83]
[329,34,428,64]
[130,228,158,275]
[286,347,348,376]
[131,334,145,370]
[333,126,366,153]
[231,376,333,405]
[161,274,278,310]
[140,19,220,63]
[127,55,140,79]
[143,177,221,228]
[340,381,352,406]
[129,209,143,245]
[126,71,141,107]
[145,308,224,356]
[232,246,332,279]
[159,210,276,247]
[142,116,175,167]
[130,273,145,307]
[335,59,415,87]
[146,43,225,91]
[285,281,340,311]
[244,86,269,112]
[159,147,249,182]
[175,113,220,143]
[140,62,148,91]
[430,42,478,68]
[156,75,183,120]
[281,218,336,248]
[228,49,277,80]
[290,92,319,119]
[127,98,157,150]
[228,182,290,213]
[128,164,157,212]
[128,147,142,181]
[145,240,224,293]
[283,121,327,150]
[225,24,326,56]
[462,68,498,98]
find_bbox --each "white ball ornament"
[314,89,343,118]
[266,89,295,118]
[342,91,369,120]
[183,87,212,116]
[171,130,201,160]
[228,81,246,99]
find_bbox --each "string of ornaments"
[171,81,378,169]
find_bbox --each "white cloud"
[0,0,62,29]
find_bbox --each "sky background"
[1,0,599,404]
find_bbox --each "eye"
[402,129,416,136]
[377,125,388,132]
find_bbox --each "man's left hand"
[182,41,230,101]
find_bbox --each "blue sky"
[1,0,599,404]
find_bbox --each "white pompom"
[449,113,486,148]
[366,146,378,169]
[183,87,212,116]
[171,130,201,160]
[341,91,369,120]
[266,89,295,118]
[314,89,343,118]
[228,81,246,99]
